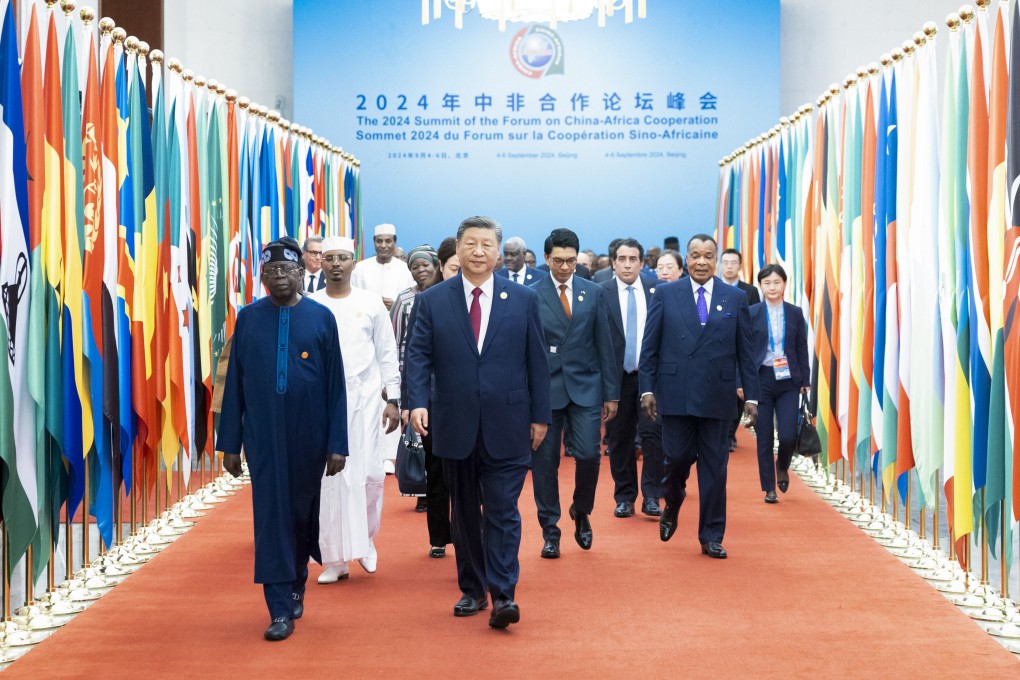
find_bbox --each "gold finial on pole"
[205,78,217,91]
[279,119,291,131]
[913,31,926,47]
[901,40,915,56]
[267,110,281,123]
[975,0,991,10]
[194,75,206,89]
[215,83,227,96]
[60,0,75,16]
[138,41,150,58]
[80,6,96,24]
[891,47,905,62]
[946,12,961,30]
[802,103,814,113]
[868,62,880,76]
[225,89,238,103]
[856,66,868,80]
[257,104,269,117]
[167,57,183,74]
[779,116,790,126]
[182,68,194,83]
[149,48,164,65]
[880,52,892,67]
[923,21,938,38]
[98,16,115,36]
[46,0,57,9]
[112,27,127,44]
[843,75,855,90]
[959,5,975,23]
[237,96,249,110]
[828,82,841,96]
[125,36,139,53]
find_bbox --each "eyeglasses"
[304,251,323,257]
[262,264,300,276]
[323,254,352,263]
[550,258,577,268]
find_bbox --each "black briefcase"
[395,422,427,496]
[795,393,822,456]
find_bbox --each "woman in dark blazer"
[749,264,810,503]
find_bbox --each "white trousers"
[318,377,386,565]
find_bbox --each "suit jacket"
[537,263,592,280]
[496,265,547,285]
[404,274,551,461]
[593,268,614,284]
[600,275,658,374]
[749,301,811,388]
[638,276,759,417]
[735,280,760,306]
[302,270,325,293]
[530,275,619,409]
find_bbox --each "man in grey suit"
[530,228,619,559]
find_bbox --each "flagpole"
[3,524,9,621]
[65,500,73,580]
[82,459,90,567]
[24,546,33,605]
[933,470,940,551]
[1001,498,1009,600]
[981,488,989,586]
[130,444,137,536]
[904,474,911,531]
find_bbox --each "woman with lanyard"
[749,264,810,504]
[396,238,459,557]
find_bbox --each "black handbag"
[795,393,822,455]
[395,421,427,496]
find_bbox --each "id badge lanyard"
[768,305,792,380]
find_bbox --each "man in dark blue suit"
[529,229,619,559]
[496,236,548,285]
[406,216,550,629]
[639,234,759,559]
[601,238,662,518]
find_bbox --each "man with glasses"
[218,237,349,641]
[311,237,401,582]
[302,236,326,292]
[529,228,618,559]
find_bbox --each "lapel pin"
[649,287,655,294]
[301,351,309,359]
[577,295,584,302]
[716,305,723,311]
[526,274,533,280]
[500,291,508,299]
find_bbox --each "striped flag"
[0,0,38,574]
[879,70,900,497]
[1007,0,1020,527]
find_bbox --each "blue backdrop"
[294,0,779,256]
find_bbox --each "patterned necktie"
[624,285,637,372]
[559,284,572,319]
[469,287,482,345]
[697,286,708,326]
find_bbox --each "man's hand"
[742,402,758,429]
[382,403,401,434]
[382,297,395,311]
[602,401,618,422]
[401,409,410,427]
[736,387,744,400]
[325,453,346,476]
[641,393,657,421]
[530,423,548,451]
[222,453,243,478]
[410,408,429,436]
[800,386,810,394]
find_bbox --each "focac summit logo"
[510,24,564,79]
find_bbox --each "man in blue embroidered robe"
[218,238,349,641]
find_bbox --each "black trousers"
[607,371,660,503]
[262,497,316,620]
[755,366,800,492]
[421,429,452,546]
[661,415,730,544]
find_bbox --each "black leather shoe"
[777,469,790,494]
[641,498,661,517]
[291,592,304,619]
[765,491,778,504]
[264,617,294,641]
[488,598,521,629]
[659,492,685,542]
[569,504,593,550]
[614,501,634,518]
[701,542,728,559]
[453,594,488,617]
[429,546,446,558]
[540,539,560,559]
[415,497,428,513]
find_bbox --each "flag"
[81,24,114,548]
[839,84,862,466]
[879,70,901,498]
[1007,0,1020,526]
[0,0,38,575]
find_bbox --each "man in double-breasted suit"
[406,216,550,629]
[639,234,758,559]
[529,229,619,559]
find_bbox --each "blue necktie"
[697,286,708,326]
[513,272,519,284]
[624,286,638,372]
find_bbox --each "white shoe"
[317,565,350,583]
[359,544,378,573]
[383,460,395,475]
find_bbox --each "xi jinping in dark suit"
[529,229,619,559]
[639,234,759,559]
[406,217,550,629]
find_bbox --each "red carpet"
[7,434,1018,678]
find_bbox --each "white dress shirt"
[616,277,647,364]
[462,274,494,352]
[508,266,527,284]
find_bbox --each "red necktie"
[470,287,482,344]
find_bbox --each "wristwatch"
[386,398,400,407]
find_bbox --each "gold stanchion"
[919,485,926,540]
[130,445,137,536]
[142,455,149,527]
[3,525,10,621]
[1002,499,1009,600]
[153,459,159,524]
[892,480,898,524]
[904,474,911,531]
[980,488,989,585]
[24,546,33,605]
[933,470,940,551]
[869,473,875,511]
[65,501,73,580]
[82,460,90,567]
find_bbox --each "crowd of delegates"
[217,219,808,641]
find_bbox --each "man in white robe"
[312,236,401,582]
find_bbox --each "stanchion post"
[1001,499,1009,600]
[933,470,940,551]
[2,526,9,621]
[82,459,90,567]
[25,546,33,605]
[980,488,989,586]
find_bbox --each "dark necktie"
[559,284,571,319]
[470,287,482,345]
[512,272,519,284]
[308,274,316,292]
[697,286,708,326]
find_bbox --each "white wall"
[780,0,967,115]
[163,0,294,118]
